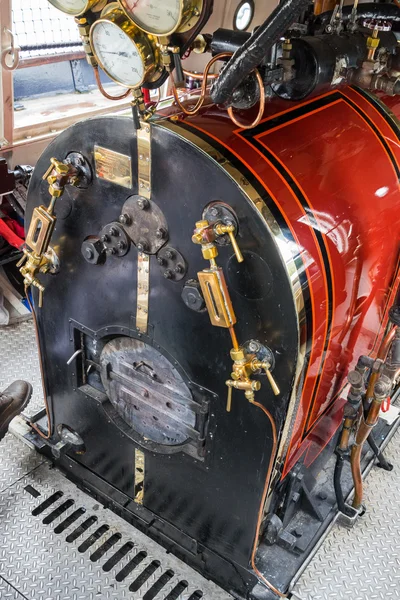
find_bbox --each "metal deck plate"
[1,321,400,600]
[0,320,44,418]
[291,426,400,600]
[0,460,232,600]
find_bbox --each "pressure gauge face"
[91,21,146,87]
[119,0,183,36]
[48,0,90,16]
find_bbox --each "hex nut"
[181,280,206,312]
[81,238,105,265]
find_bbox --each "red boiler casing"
[180,86,400,477]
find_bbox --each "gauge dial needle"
[103,51,130,58]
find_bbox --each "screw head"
[137,241,148,253]
[85,247,94,260]
[174,263,184,274]
[157,256,165,266]
[210,207,220,218]
[109,226,119,237]
[248,340,261,353]
[137,197,149,210]
[119,213,131,226]
[165,250,174,260]
[117,241,126,251]
[164,269,173,279]
[106,247,117,255]
[101,234,110,243]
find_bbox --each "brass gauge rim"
[89,9,162,89]
[48,0,101,17]
[117,0,203,37]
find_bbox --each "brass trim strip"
[134,447,145,504]
[137,252,150,333]
[157,118,307,501]
[136,122,152,333]
[137,122,151,200]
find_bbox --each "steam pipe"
[314,2,400,27]
[210,0,309,105]
[351,327,400,509]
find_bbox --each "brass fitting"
[214,222,244,263]
[193,34,207,55]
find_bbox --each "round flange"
[65,151,93,189]
[120,194,169,255]
[202,201,240,246]
[99,222,130,257]
[157,246,187,282]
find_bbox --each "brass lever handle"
[252,360,280,396]
[214,223,244,263]
[226,379,261,411]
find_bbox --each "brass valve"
[192,219,243,264]
[252,360,281,396]
[225,346,280,412]
[19,157,80,307]
[226,379,261,411]
[214,223,244,263]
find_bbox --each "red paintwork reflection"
[184,88,400,479]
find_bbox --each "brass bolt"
[230,348,245,362]
[202,246,218,261]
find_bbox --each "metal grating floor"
[0,320,399,600]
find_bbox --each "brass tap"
[252,359,281,396]
[214,222,244,263]
[19,157,80,306]
[225,347,280,411]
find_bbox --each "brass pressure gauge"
[118,0,203,37]
[89,8,162,88]
[48,0,103,17]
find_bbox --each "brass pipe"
[229,326,239,351]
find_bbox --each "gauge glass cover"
[91,21,145,87]
[120,0,182,35]
[48,0,88,16]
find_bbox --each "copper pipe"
[365,327,396,403]
[25,286,53,439]
[251,401,286,598]
[182,69,218,80]
[351,395,385,508]
[350,328,396,508]
[338,417,353,451]
[171,52,233,116]
[93,66,131,101]
[227,69,266,130]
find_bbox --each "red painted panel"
[181,88,400,478]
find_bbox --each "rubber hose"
[334,453,353,517]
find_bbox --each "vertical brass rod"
[229,326,239,351]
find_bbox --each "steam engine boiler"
[17,1,400,598]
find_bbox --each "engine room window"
[234,0,254,31]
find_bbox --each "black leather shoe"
[0,381,32,441]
